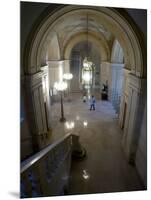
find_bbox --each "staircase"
[21,133,84,198]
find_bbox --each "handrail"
[21,132,72,173]
[21,132,76,198]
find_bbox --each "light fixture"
[82,72,91,82]
[54,81,67,91]
[83,121,88,127]
[82,14,94,88]
[63,73,73,80]
[63,73,73,101]
[54,81,67,122]
[65,121,75,130]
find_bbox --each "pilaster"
[119,68,130,128]
[110,63,124,113]
[122,73,146,164]
[47,60,64,87]
[23,69,50,151]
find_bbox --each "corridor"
[20,3,147,197]
[49,92,144,194]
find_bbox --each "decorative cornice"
[128,73,146,92]
[23,71,44,88]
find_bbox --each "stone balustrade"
[21,133,76,198]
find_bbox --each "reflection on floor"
[50,92,144,194]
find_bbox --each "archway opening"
[70,40,101,93]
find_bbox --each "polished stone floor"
[50,92,144,195]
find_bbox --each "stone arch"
[63,31,109,61]
[39,32,61,66]
[111,39,124,63]
[24,5,145,77]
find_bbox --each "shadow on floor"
[8,191,19,198]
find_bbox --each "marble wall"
[100,63,147,187]
[21,89,34,160]
[121,73,147,185]
[135,102,147,187]
[23,69,51,151]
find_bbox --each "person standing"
[90,95,96,110]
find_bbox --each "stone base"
[72,147,86,160]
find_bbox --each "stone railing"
[21,133,75,198]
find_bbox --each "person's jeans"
[90,104,95,110]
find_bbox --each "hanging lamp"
[82,14,94,86]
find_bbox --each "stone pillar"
[70,57,81,93]
[47,60,64,102]
[110,63,124,113]
[100,62,124,112]
[63,60,70,74]
[23,70,50,151]
[47,61,64,87]
[122,73,146,164]
[119,69,130,129]
[41,66,51,131]
[100,62,112,99]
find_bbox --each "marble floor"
[49,92,145,195]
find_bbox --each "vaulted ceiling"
[52,10,114,49]
[42,9,115,63]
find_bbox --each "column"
[63,60,70,74]
[41,66,51,131]
[47,60,64,102]
[119,69,130,129]
[47,61,64,86]
[110,63,124,113]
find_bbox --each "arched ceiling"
[41,9,115,63]
[53,12,114,43]
[28,6,145,77]
[63,31,110,61]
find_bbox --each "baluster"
[37,160,49,196]
[21,170,34,198]
[28,168,42,197]
[54,147,60,169]
[49,151,57,175]
[21,134,73,197]
[21,170,33,198]
[59,142,66,162]
[44,156,53,183]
